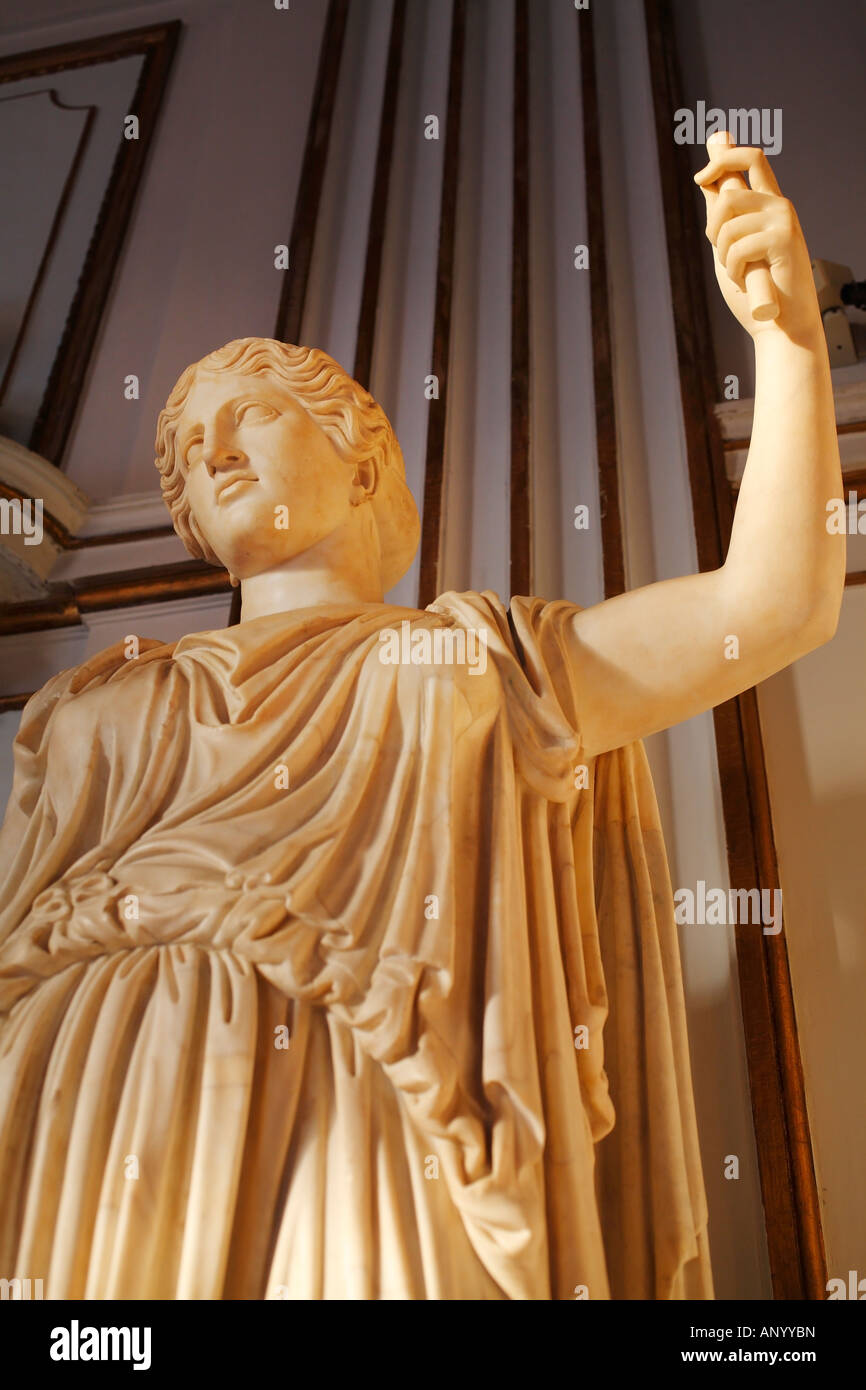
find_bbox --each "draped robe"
[0,591,713,1300]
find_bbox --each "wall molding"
[76,489,173,539]
[0,21,181,467]
[716,377,866,445]
[0,589,232,712]
[0,558,230,637]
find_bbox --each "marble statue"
[0,137,845,1299]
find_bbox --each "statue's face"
[177,369,357,578]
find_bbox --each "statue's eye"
[236,401,277,424]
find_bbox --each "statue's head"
[154,337,420,592]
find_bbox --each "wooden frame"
[0,22,181,467]
[417,0,465,610]
[510,0,531,596]
[577,5,625,600]
[273,0,349,347]
[353,0,407,391]
[644,0,827,1299]
[0,89,97,415]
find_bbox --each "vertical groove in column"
[418,0,466,610]
[232,0,349,625]
[578,4,625,598]
[272,0,350,345]
[353,0,408,391]
[510,0,532,598]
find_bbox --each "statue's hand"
[694,136,819,342]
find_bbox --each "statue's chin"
[215,539,331,581]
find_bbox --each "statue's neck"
[238,512,385,622]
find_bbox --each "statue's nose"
[204,443,246,477]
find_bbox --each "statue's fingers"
[706,189,768,245]
[695,126,737,182]
[695,174,719,230]
[724,231,775,289]
[694,144,781,196]
[715,212,766,268]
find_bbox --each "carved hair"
[154,337,419,587]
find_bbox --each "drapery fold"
[0,591,712,1299]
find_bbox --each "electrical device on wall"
[812,259,866,366]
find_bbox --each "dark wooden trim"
[845,570,866,586]
[644,0,827,1299]
[577,4,625,598]
[353,0,408,390]
[0,91,96,413]
[73,560,230,611]
[417,0,466,610]
[272,0,350,345]
[73,524,176,547]
[732,468,866,501]
[0,559,230,635]
[0,483,175,549]
[509,0,531,598]
[0,23,181,79]
[0,482,71,548]
[0,594,79,635]
[9,22,182,465]
[0,692,33,714]
[723,417,866,451]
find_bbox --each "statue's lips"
[217,476,257,503]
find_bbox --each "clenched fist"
[695,133,821,344]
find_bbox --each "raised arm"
[565,134,846,760]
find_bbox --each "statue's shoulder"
[16,635,175,741]
[428,588,584,640]
[76,635,173,686]
[427,588,509,625]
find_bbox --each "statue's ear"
[352,455,378,500]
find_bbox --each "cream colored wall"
[757,585,866,1280]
